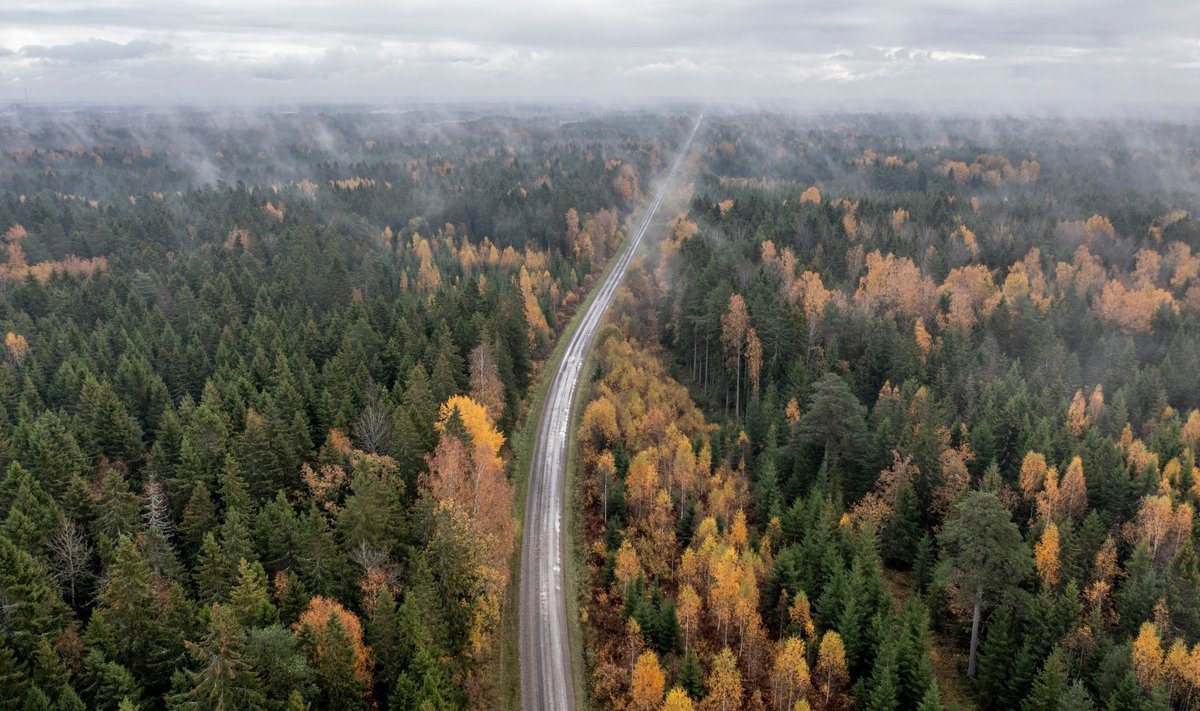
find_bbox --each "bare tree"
[353,387,394,454]
[143,477,172,538]
[48,517,93,609]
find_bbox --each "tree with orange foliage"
[789,591,816,640]
[1019,452,1049,501]
[721,294,750,419]
[701,648,743,711]
[1067,390,1090,436]
[4,331,28,366]
[799,186,821,204]
[519,266,551,347]
[746,328,763,398]
[1183,410,1200,450]
[1035,522,1061,588]
[436,394,505,465]
[631,651,667,711]
[1135,494,1194,571]
[1097,278,1178,334]
[295,596,373,701]
[1059,457,1087,521]
[626,449,661,519]
[616,538,641,599]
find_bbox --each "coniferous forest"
[7,107,1200,711]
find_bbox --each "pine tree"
[98,536,168,689]
[301,613,367,710]
[916,680,942,711]
[864,626,901,711]
[0,643,29,707]
[975,605,1016,710]
[1,462,60,555]
[0,535,70,657]
[76,374,143,464]
[81,650,141,711]
[938,491,1033,677]
[228,559,278,629]
[91,469,142,560]
[244,625,313,708]
[180,481,217,560]
[1022,648,1067,711]
[194,532,231,604]
[236,410,282,501]
[171,603,268,710]
[1059,680,1096,711]
[679,650,705,700]
[896,598,935,708]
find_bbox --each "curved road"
[519,114,702,711]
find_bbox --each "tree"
[468,341,506,422]
[96,536,168,687]
[0,535,69,659]
[796,373,869,479]
[1060,457,1088,522]
[171,603,268,710]
[228,559,278,629]
[701,648,743,711]
[813,631,849,711]
[662,687,696,711]
[631,651,666,711]
[1035,522,1062,588]
[721,294,750,419]
[294,597,371,709]
[47,516,92,609]
[1022,647,1067,711]
[770,636,810,711]
[937,491,1034,677]
[76,374,143,464]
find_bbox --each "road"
[519,114,702,711]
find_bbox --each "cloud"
[0,0,1196,106]
[19,38,170,63]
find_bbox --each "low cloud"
[20,38,170,63]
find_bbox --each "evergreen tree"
[1022,648,1068,711]
[171,604,268,711]
[76,374,143,464]
[938,491,1033,677]
[228,558,278,629]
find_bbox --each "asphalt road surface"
[519,114,702,711]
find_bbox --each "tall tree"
[937,491,1033,677]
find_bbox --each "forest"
[7,105,1200,711]
[574,112,1200,711]
[0,105,691,710]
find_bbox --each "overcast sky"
[1,0,1199,109]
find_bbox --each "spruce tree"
[171,604,267,711]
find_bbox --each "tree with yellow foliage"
[662,687,696,711]
[771,637,811,711]
[436,394,505,465]
[1132,622,1165,690]
[812,631,849,711]
[701,648,744,711]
